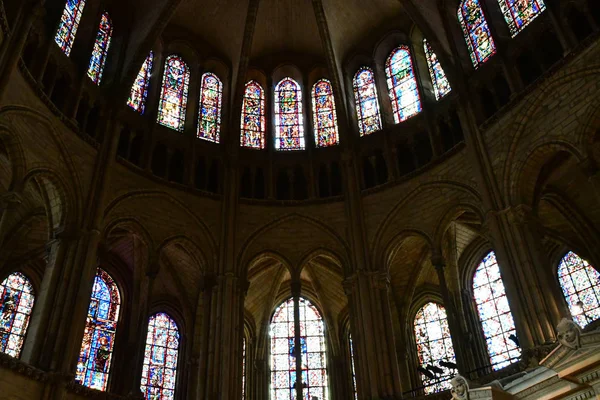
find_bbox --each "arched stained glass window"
[75,268,121,391]
[349,335,357,400]
[353,68,382,137]
[275,78,305,151]
[127,51,154,114]
[312,79,339,147]
[423,39,451,101]
[0,272,35,358]
[414,302,456,394]
[498,0,546,37]
[385,46,422,123]
[141,313,180,400]
[157,55,190,132]
[55,0,87,56]
[87,12,113,85]
[197,73,223,143]
[473,251,521,369]
[558,251,600,327]
[270,297,328,400]
[240,81,266,149]
[242,337,246,400]
[458,0,497,68]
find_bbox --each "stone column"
[0,191,24,251]
[195,274,216,398]
[291,280,303,400]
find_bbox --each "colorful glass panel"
[385,46,422,123]
[353,68,382,137]
[312,79,339,147]
[270,298,296,400]
[141,313,180,400]
[75,268,121,391]
[87,12,113,85]
[498,0,546,37]
[55,0,87,56]
[414,302,456,394]
[423,39,451,101]
[157,55,190,132]
[558,251,600,328]
[127,52,154,114]
[240,81,266,149]
[0,272,35,358]
[275,78,305,151]
[473,251,521,369]
[242,338,246,400]
[349,335,357,400]
[458,0,497,68]
[197,73,223,143]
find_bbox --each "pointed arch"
[557,251,600,327]
[458,0,497,68]
[197,72,223,143]
[275,78,305,151]
[312,79,339,147]
[75,268,121,391]
[55,0,87,56]
[423,39,451,100]
[498,0,546,37]
[353,67,382,136]
[240,80,266,149]
[385,46,422,123]
[87,12,113,85]
[157,55,190,132]
[127,51,154,114]
[140,312,181,400]
[0,272,35,358]
[473,251,521,369]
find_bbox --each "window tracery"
[87,12,113,85]
[473,251,521,369]
[385,46,422,123]
[275,78,305,151]
[157,55,190,132]
[423,39,451,100]
[0,272,35,358]
[128,51,154,114]
[498,0,546,37]
[197,73,223,143]
[312,79,339,147]
[353,68,382,137]
[558,251,600,327]
[75,268,120,391]
[240,81,266,149]
[458,0,497,68]
[55,0,87,56]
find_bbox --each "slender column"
[291,281,303,400]
[0,192,24,250]
[195,274,216,398]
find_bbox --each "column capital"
[342,275,357,296]
[431,252,446,270]
[291,280,302,297]
[371,270,390,290]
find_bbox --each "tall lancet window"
[349,335,357,400]
[0,272,35,358]
[385,46,422,123]
[458,0,496,68]
[270,297,328,400]
[197,73,223,143]
[75,268,121,391]
[498,0,546,37]
[473,251,521,369]
[353,68,382,137]
[414,302,457,394]
[242,338,247,400]
[55,0,87,56]
[128,51,154,114]
[140,313,180,400]
[423,39,451,100]
[87,12,113,85]
[558,251,600,327]
[274,78,305,151]
[157,55,190,132]
[312,79,339,147]
[240,81,266,149]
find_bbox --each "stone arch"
[432,202,485,253]
[156,234,209,275]
[0,124,26,192]
[381,229,433,274]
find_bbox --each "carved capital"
[431,252,446,270]
[342,275,356,296]
[371,271,390,290]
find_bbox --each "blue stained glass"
[55,0,87,56]
[0,272,35,358]
[458,0,497,68]
[353,68,382,137]
[312,79,339,147]
[197,73,223,143]
[423,39,452,100]
[558,251,600,327]
[87,12,113,85]
[498,0,546,37]
[241,81,266,149]
[385,46,422,123]
[275,78,305,151]
[128,52,154,114]
[157,55,190,132]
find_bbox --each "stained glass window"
[312,79,339,147]
[75,268,121,391]
[141,313,180,400]
[349,335,357,400]
[458,0,497,68]
[353,68,382,137]
[0,272,35,358]
[270,297,328,400]
[240,81,266,149]
[558,251,600,328]
[197,73,223,143]
[473,251,521,370]
[385,46,422,123]
[127,51,154,114]
[414,302,456,394]
[55,0,87,56]
[157,55,190,132]
[275,78,305,151]
[498,0,546,37]
[242,337,246,400]
[87,12,113,85]
[423,40,451,101]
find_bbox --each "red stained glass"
[157,55,190,132]
[128,52,154,114]
[353,68,382,137]
[197,73,223,143]
[385,46,422,123]
[458,0,497,68]
[241,81,266,149]
[312,79,339,147]
[0,272,35,358]
[55,0,87,56]
[275,78,305,151]
[86,12,113,85]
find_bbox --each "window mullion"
[292,283,303,400]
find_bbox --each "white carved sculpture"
[556,318,582,350]
[451,375,470,400]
